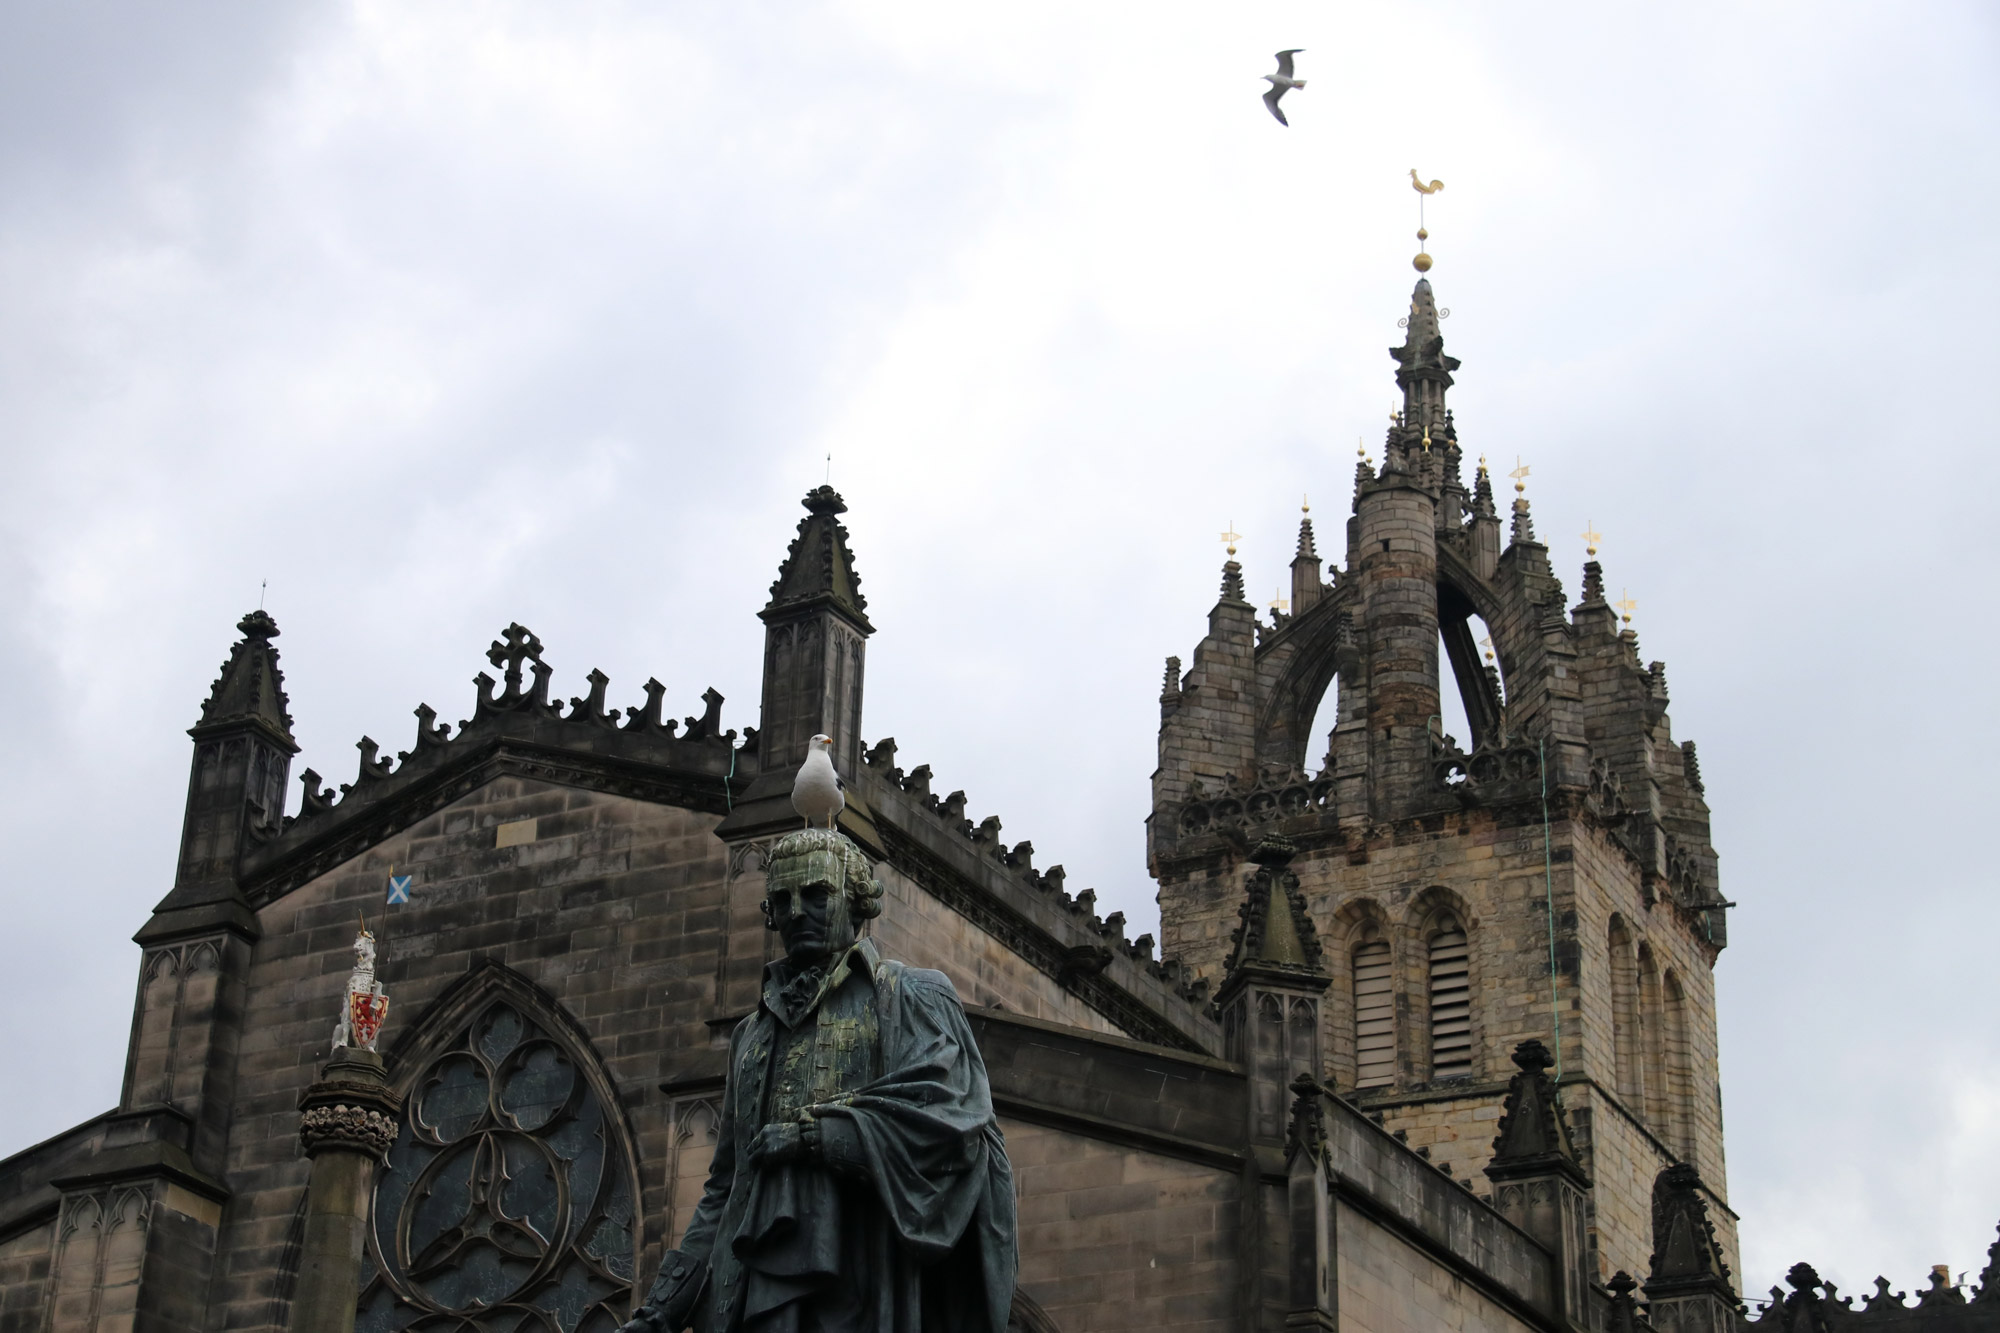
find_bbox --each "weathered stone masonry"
[6,266,1996,1333]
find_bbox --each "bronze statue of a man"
[624,829,1016,1333]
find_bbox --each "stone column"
[290,1049,401,1333]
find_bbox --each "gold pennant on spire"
[1581,522,1601,557]
[1220,522,1241,557]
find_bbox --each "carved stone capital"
[297,1050,403,1161]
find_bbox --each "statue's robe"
[677,939,1017,1333]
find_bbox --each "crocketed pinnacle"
[1219,559,1248,604]
[1294,515,1318,561]
[195,610,297,749]
[1389,276,1461,437]
[763,486,872,632]
[1472,460,1496,517]
[1579,561,1606,605]
[1406,279,1440,348]
[1510,497,1538,546]
[1223,836,1325,979]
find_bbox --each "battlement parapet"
[858,739,1220,1053]
[1160,766,1338,858]
[239,624,751,905]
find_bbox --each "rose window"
[357,998,638,1332]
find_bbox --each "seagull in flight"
[1262,49,1305,126]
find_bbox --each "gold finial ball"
[1417,227,1429,241]
[1413,251,1433,273]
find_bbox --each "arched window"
[1637,945,1666,1134]
[1664,971,1695,1161]
[1427,920,1472,1080]
[1352,939,1395,1089]
[359,969,640,1333]
[1609,918,1643,1107]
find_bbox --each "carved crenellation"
[1165,766,1338,852]
[283,623,742,832]
[1733,1223,2000,1327]
[1433,733,1546,803]
[859,736,1214,1013]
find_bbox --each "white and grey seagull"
[792,733,845,830]
[1262,49,1305,126]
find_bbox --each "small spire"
[1510,497,1537,545]
[1485,1039,1586,1181]
[196,610,297,748]
[763,486,871,631]
[1220,559,1247,603]
[1295,510,1318,560]
[1579,561,1606,604]
[1506,457,1538,544]
[1222,836,1325,977]
[1472,456,1496,517]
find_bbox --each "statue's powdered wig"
[765,829,884,922]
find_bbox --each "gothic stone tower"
[1148,271,1733,1288]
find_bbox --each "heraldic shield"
[348,990,389,1050]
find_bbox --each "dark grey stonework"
[2,274,1988,1333]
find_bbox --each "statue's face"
[767,875,856,965]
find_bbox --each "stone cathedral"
[4,257,1996,1333]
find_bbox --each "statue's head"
[763,829,883,964]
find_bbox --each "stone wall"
[196,773,1152,1329]
[1006,1118,1240,1333]
[1156,806,1735,1302]
[1334,1198,1541,1333]
[0,1223,50,1333]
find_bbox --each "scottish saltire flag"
[387,873,413,905]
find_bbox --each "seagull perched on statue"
[792,734,845,830]
[1262,49,1305,126]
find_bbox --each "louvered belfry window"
[1352,941,1395,1088]
[1428,923,1472,1079]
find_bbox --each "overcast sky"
[2,0,1996,1298]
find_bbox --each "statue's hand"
[747,1121,806,1169]
[627,1250,706,1333]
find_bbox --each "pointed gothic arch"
[358,962,643,1333]
[1249,587,1361,771]
[1637,943,1666,1136]
[1324,899,1392,1091]
[1407,888,1477,1083]
[1663,969,1695,1161]
[1608,915,1643,1108]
